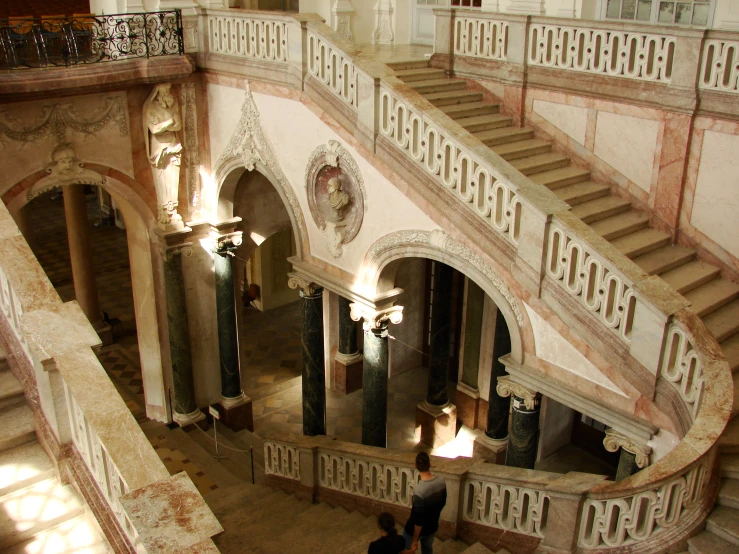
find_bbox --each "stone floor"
[356,43,432,63]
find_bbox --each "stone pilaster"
[604,428,651,481]
[350,303,403,448]
[497,378,540,469]
[213,223,252,432]
[289,275,326,437]
[335,296,363,394]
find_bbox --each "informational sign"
[208,405,220,420]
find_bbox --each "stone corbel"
[603,428,652,468]
[287,273,322,297]
[349,302,403,334]
[496,377,540,410]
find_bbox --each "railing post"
[670,30,706,91]
[355,65,383,153]
[512,197,558,297]
[298,438,319,502]
[432,8,454,73]
[291,15,325,91]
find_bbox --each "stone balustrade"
[0,202,221,553]
[700,33,739,93]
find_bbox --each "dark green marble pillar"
[461,280,484,389]
[615,449,641,481]
[427,263,454,406]
[486,309,512,440]
[301,288,326,436]
[362,320,389,448]
[505,394,540,469]
[164,250,197,417]
[338,296,359,356]
[214,243,242,399]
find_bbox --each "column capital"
[287,273,323,297]
[212,230,243,254]
[603,428,652,468]
[496,377,540,410]
[157,226,195,260]
[349,302,403,333]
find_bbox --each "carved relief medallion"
[305,140,365,258]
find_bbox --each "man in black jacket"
[403,452,447,554]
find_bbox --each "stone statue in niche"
[144,83,183,230]
[27,142,104,200]
[305,140,365,258]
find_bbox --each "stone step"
[0,404,36,453]
[571,196,632,224]
[532,166,591,189]
[705,506,739,546]
[704,301,739,343]
[461,544,497,554]
[425,90,484,106]
[684,279,739,318]
[0,478,85,550]
[386,60,430,71]
[492,138,552,160]
[394,68,447,82]
[411,78,467,93]
[720,420,739,454]
[510,152,570,175]
[206,483,275,516]
[718,478,739,509]
[553,181,611,206]
[0,442,55,498]
[4,514,112,554]
[633,245,697,276]
[475,126,534,146]
[722,454,739,478]
[722,333,739,374]
[688,530,738,554]
[440,101,500,119]
[611,228,671,259]
[0,370,25,412]
[436,537,470,554]
[455,113,513,133]
[590,211,650,241]
[660,261,722,296]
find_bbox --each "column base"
[415,401,457,448]
[173,408,206,430]
[335,352,363,394]
[216,393,254,432]
[473,433,508,464]
[455,382,480,430]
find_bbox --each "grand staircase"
[0,354,111,553]
[389,60,739,554]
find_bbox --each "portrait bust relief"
[306,141,365,258]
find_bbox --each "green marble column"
[338,296,359,356]
[427,263,454,406]
[505,394,540,469]
[616,449,641,481]
[486,310,512,440]
[301,288,326,436]
[214,242,242,400]
[164,249,197,417]
[461,280,484,389]
[362,319,389,448]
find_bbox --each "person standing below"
[403,452,447,554]
[368,512,416,554]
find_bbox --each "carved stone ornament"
[287,274,322,297]
[214,231,244,253]
[305,140,365,258]
[333,0,354,42]
[349,303,403,333]
[603,428,652,468]
[373,0,394,44]
[27,142,105,201]
[163,243,194,261]
[496,378,539,410]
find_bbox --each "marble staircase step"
[589,211,650,241]
[436,538,470,554]
[386,60,430,71]
[659,261,721,296]
[571,196,632,224]
[720,420,739,453]
[705,505,739,546]
[492,138,552,160]
[705,304,739,344]
[206,483,275,516]
[440,101,500,119]
[611,228,670,259]
[0,478,85,550]
[461,544,497,554]
[454,113,513,132]
[688,530,738,554]
[684,280,739,318]
[718,478,739,509]
[721,333,739,374]
[475,126,534,146]
[721,454,739,478]
[0,369,25,412]
[411,78,467,93]
[0,442,55,498]
[633,245,697,276]
[510,152,570,175]
[425,90,484,106]
[394,68,447,81]
[553,181,610,206]
[4,514,112,554]
[0,404,36,453]
[531,166,591,189]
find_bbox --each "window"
[604,0,711,25]
[451,0,483,6]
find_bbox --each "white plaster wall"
[477,295,498,402]
[713,0,739,29]
[523,303,627,396]
[691,130,739,258]
[352,1,379,45]
[204,85,440,275]
[300,0,332,23]
[533,100,587,145]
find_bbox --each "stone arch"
[358,229,532,367]
[6,170,169,422]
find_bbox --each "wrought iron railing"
[0,11,184,69]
